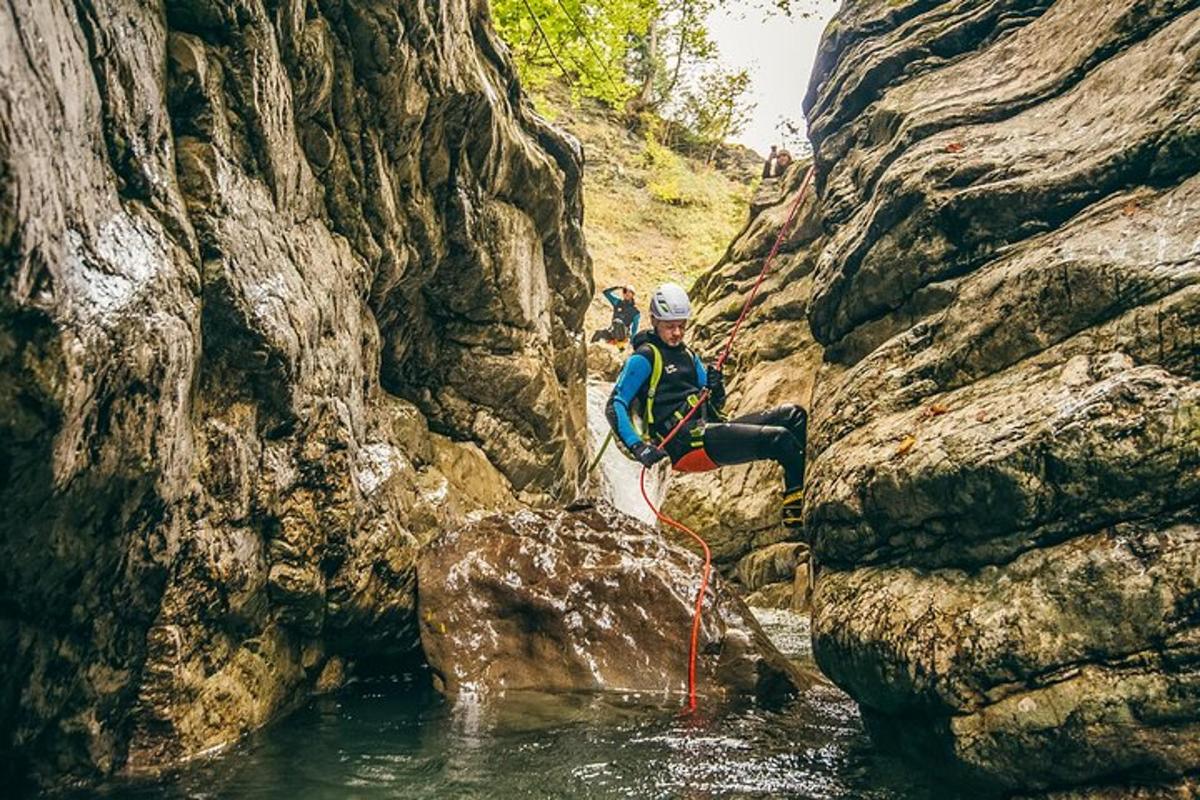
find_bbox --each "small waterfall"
[586,379,666,526]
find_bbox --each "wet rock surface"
[0,0,587,788]
[417,504,810,704]
[799,1,1200,794]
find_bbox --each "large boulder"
[0,0,587,788]
[417,504,810,704]
[799,1,1200,794]
[586,340,624,381]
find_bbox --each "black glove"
[706,365,726,409]
[631,440,669,468]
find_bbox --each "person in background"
[605,282,808,528]
[775,149,793,175]
[762,146,793,179]
[590,285,640,345]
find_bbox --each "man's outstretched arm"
[606,354,652,448]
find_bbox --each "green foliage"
[489,0,763,154]
[631,0,719,113]
[642,125,729,208]
[677,67,754,163]
[643,135,688,204]
[490,0,654,106]
[488,0,736,117]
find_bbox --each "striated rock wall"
[0,0,588,788]
[802,0,1200,793]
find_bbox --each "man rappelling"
[604,282,807,528]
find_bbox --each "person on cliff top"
[762,146,793,180]
[590,285,640,345]
[605,282,807,528]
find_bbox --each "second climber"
[604,282,807,528]
[591,284,640,345]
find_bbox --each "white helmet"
[649,282,691,321]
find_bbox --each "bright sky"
[707,1,842,155]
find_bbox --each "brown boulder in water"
[417,503,809,705]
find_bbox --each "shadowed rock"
[417,504,811,705]
[0,0,587,789]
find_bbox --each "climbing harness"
[638,164,816,712]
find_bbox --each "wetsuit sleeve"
[606,353,652,449]
[696,355,726,412]
[602,286,621,307]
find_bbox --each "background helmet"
[649,283,691,321]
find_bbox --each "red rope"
[638,165,816,711]
[639,467,710,712]
[715,165,816,372]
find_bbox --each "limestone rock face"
[801,1,1200,793]
[417,504,809,704]
[0,0,587,788]
[586,338,624,381]
[661,163,824,566]
[735,542,808,592]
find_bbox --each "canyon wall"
[802,0,1199,793]
[0,0,589,787]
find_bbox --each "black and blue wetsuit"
[591,287,640,342]
[605,331,808,490]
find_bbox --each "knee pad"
[779,404,807,436]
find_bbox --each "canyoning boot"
[780,486,804,529]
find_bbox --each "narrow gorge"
[1,0,1197,797]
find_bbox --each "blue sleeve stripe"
[630,310,640,336]
[609,353,652,448]
[694,354,708,388]
[603,287,620,306]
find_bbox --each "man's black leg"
[702,421,805,489]
[704,406,808,529]
[725,404,807,448]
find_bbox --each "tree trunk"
[663,3,691,102]
[632,15,659,113]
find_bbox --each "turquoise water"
[81,612,953,799]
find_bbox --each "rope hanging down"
[638,164,816,712]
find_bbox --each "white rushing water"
[586,378,666,526]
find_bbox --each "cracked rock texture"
[0,0,588,789]
[801,0,1200,794]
